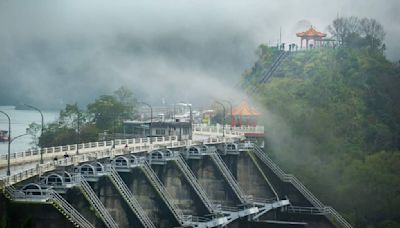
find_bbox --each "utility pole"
[279,26,282,49]
[24,104,44,164]
[0,110,11,176]
[180,102,193,140]
[215,101,226,137]
[76,111,80,154]
[222,100,233,130]
[188,104,192,140]
[112,111,116,149]
[140,102,153,144]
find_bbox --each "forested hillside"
[244,43,400,226]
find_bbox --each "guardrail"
[0,136,179,168]
[50,190,95,228]
[252,144,352,228]
[79,176,118,228]
[175,156,215,213]
[1,124,263,168]
[140,161,185,224]
[193,124,264,137]
[4,185,95,228]
[209,152,250,204]
[107,167,155,228]
[0,125,264,189]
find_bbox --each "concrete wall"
[119,168,180,228]
[247,150,336,227]
[248,151,313,206]
[0,194,74,228]
[63,187,106,227]
[151,162,209,216]
[0,145,339,228]
[90,177,141,227]
[222,152,277,200]
[186,156,240,207]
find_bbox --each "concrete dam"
[0,126,350,228]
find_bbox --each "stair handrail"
[259,51,285,83]
[209,153,248,204]
[140,161,185,223]
[49,190,95,228]
[252,144,352,228]
[107,167,156,228]
[250,51,290,94]
[175,155,215,213]
[78,176,119,228]
[252,145,323,207]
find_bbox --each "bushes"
[251,47,400,226]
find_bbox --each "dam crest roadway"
[0,124,351,228]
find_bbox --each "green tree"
[113,86,138,120]
[245,36,400,225]
[87,95,125,131]
[328,16,385,51]
[28,87,138,147]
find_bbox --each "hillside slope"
[244,46,400,227]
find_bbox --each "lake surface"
[0,106,58,155]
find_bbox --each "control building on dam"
[0,125,351,228]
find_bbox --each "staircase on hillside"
[251,144,352,228]
[249,51,290,94]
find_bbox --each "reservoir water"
[0,106,58,155]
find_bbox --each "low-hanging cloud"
[0,0,399,109]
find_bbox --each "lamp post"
[173,103,176,121]
[112,111,115,149]
[180,102,193,140]
[222,100,233,130]
[0,110,11,176]
[140,102,153,144]
[10,133,29,171]
[188,104,192,140]
[76,111,81,154]
[215,101,226,137]
[24,104,44,164]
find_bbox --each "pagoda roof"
[296,26,327,38]
[232,100,260,116]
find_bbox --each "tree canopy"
[243,17,400,227]
[328,16,386,51]
[29,87,138,147]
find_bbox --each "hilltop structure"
[232,100,260,127]
[296,26,327,48]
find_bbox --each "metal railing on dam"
[0,124,262,189]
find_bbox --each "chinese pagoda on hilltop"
[296,26,327,49]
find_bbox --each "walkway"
[0,124,263,188]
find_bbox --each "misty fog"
[0,0,399,109]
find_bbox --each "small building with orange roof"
[232,100,260,127]
[296,26,327,49]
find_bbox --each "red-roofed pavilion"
[232,100,260,127]
[296,26,327,49]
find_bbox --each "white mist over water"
[0,106,58,154]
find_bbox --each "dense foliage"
[28,86,138,147]
[328,16,386,51]
[243,45,400,226]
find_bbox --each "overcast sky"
[0,0,399,109]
